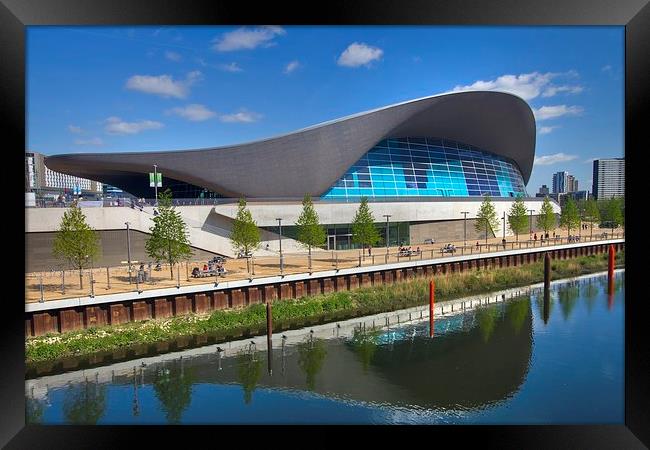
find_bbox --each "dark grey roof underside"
[44,91,536,198]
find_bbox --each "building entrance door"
[327,235,337,251]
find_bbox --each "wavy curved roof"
[45,90,536,198]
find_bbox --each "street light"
[528,209,535,237]
[502,211,506,239]
[153,164,159,207]
[461,211,469,247]
[276,218,284,275]
[383,215,392,254]
[125,221,132,284]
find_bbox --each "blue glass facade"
[321,138,527,200]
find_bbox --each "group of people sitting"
[192,256,228,278]
[441,243,456,253]
[398,246,421,257]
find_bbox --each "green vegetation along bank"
[26,251,623,363]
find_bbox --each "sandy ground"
[25,225,623,303]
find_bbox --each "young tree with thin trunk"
[537,196,557,236]
[52,201,100,289]
[351,197,382,258]
[606,197,624,233]
[475,194,499,244]
[583,198,600,239]
[507,195,528,242]
[146,189,193,280]
[560,197,581,237]
[229,197,261,273]
[295,194,326,270]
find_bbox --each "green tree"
[583,198,600,239]
[536,196,557,235]
[507,195,529,242]
[52,201,100,289]
[145,189,193,280]
[475,194,499,243]
[229,198,261,272]
[236,349,263,404]
[559,197,581,236]
[295,194,326,270]
[351,197,381,257]
[297,337,328,390]
[62,379,106,424]
[152,360,195,423]
[606,197,623,232]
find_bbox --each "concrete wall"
[25,230,218,273]
[409,218,494,244]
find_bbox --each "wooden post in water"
[429,279,435,337]
[266,300,273,375]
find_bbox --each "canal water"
[25,271,624,424]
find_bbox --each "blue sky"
[27,26,624,193]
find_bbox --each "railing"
[25,232,624,304]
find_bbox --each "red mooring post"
[608,245,616,309]
[608,245,616,294]
[429,279,435,337]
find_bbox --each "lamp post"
[125,221,132,284]
[153,164,159,207]
[461,211,469,247]
[383,214,391,254]
[528,209,535,237]
[502,211,506,239]
[276,218,284,275]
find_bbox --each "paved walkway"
[25,225,623,303]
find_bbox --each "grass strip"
[26,251,623,363]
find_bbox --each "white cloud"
[533,105,584,121]
[451,71,582,101]
[167,104,216,121]
[68,125,82,134]
[283,60,300,74]
[534,153,578,166]
[602,65,612,72]
[538,125,560,135]
[212,26,286,51]
[218,110,262,123]
[220,62,243,73]
[583,157,597,164]
[104,117,164,135]
[337,42,383,68]
[74,137,103,145]
[542,85,584,97]
[165,51,182,62]
[125,71,202,99]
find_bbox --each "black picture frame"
[2,0,648,447]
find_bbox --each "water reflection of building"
[36,300,532,414]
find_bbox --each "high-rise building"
[567,175,578,192]
[592,158,625,199]
[538,184,550,195]
[552,171,568,194]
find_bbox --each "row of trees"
[475,193,625,241]
[53,190,626,288]
[229,195,383,268]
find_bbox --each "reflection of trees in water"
[297,337,328,390]
[236,349,262,404]
[152,360,195,423]
[506,298,530,335]
[62,378,106,424]
[25,395,46,424]
[477,307,500,343]
[349,328,381,374]
[583,281,599,313]
[558,284,580,321]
